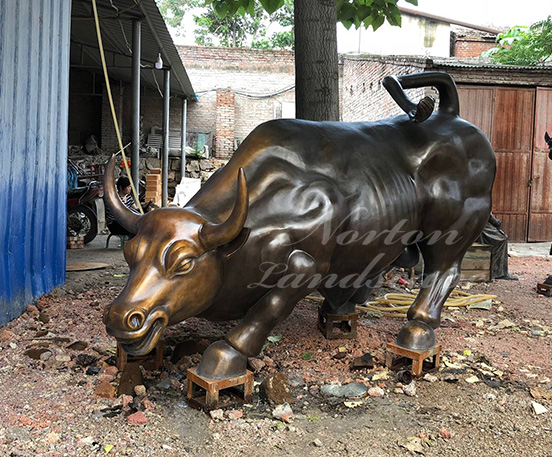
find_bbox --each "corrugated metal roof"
[0,0,71,325]
[398,6,503,35]
[433,58,552,72]
[70,0,195,99]
[342,53,552,74]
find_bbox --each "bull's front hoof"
[196,340,248,380]
[395,320,436,351]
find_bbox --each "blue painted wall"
[0,0,72,326]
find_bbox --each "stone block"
[199,159,214,171]
[187,160,200,172]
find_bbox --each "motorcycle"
[66,157,150,244]
[67,165,105,244]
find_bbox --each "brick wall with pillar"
[101,83,125,152]
[215,88,235,159]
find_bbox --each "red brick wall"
[179,45,296,154]
[453,37,497,58]
[215,88,235,159]
[179,45,295,73]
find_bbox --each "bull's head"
[102,157,248,356]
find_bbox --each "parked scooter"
[67,180,104,244]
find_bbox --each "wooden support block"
[537,283,552,297]
[386,342,441,377]
[461,243,491,282]
[148,168,162,175]
[187,367,253,411]
[116,339,165,371]
[318,308,358,340]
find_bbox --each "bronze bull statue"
[103,72,495,380]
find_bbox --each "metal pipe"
[180,98,187,182]
[131,19,141,188]
[135,2,194,99]
[162,68,170,207]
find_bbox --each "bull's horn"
[200,168,248,250]
[103,155,141,233]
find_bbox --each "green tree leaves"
[157,0,419,43]
[337,0,417,31]
[258,0,286,14]
[156,0,294,49]
[483,16,552,66]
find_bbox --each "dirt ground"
[2,235,552,456]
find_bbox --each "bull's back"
[188,116,495,228]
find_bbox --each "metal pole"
[131,19,141,187]
[180,98,187,183]
[162,68,170,207]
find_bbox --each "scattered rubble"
[260,373,295,405]
[320,382,368,398]
[272,403,294,423]
[1,252,552,456]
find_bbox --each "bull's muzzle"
[104,304,169,356]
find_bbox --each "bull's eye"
[173,258,194,276]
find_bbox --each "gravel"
[1,251,552,456]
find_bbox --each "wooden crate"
[460,243,491,282]
[413,243,491,282]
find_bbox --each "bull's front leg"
[395,261,461,350]
[196,250,318,380]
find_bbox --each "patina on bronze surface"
[103,72,496,380]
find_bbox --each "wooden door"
[490,87,535,242]
[458,86,494,139]
[458,86,532,241]
[528,88,552,241]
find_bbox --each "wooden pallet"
[318,308,358,340]
[187,367,253,411]
[116,339,165,371]
[537,283,552,297]
[386,342,442,377]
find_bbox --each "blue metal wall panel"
[0,0,71,326]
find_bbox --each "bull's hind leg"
[196,250,318,380]
[395,208,489,350]
[319,276,380,315]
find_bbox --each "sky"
[173,0,551,46]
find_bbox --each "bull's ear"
[200,168,248,250]
[546,132,551,143]
[217,227,251,259]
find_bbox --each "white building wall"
[337,14,451,58]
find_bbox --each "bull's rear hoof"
[196,340,247,380]
[395,320,436,351]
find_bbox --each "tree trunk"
[294,0,339,121]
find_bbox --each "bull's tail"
[383,72,460,122]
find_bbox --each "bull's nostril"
[127,312,145,330]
